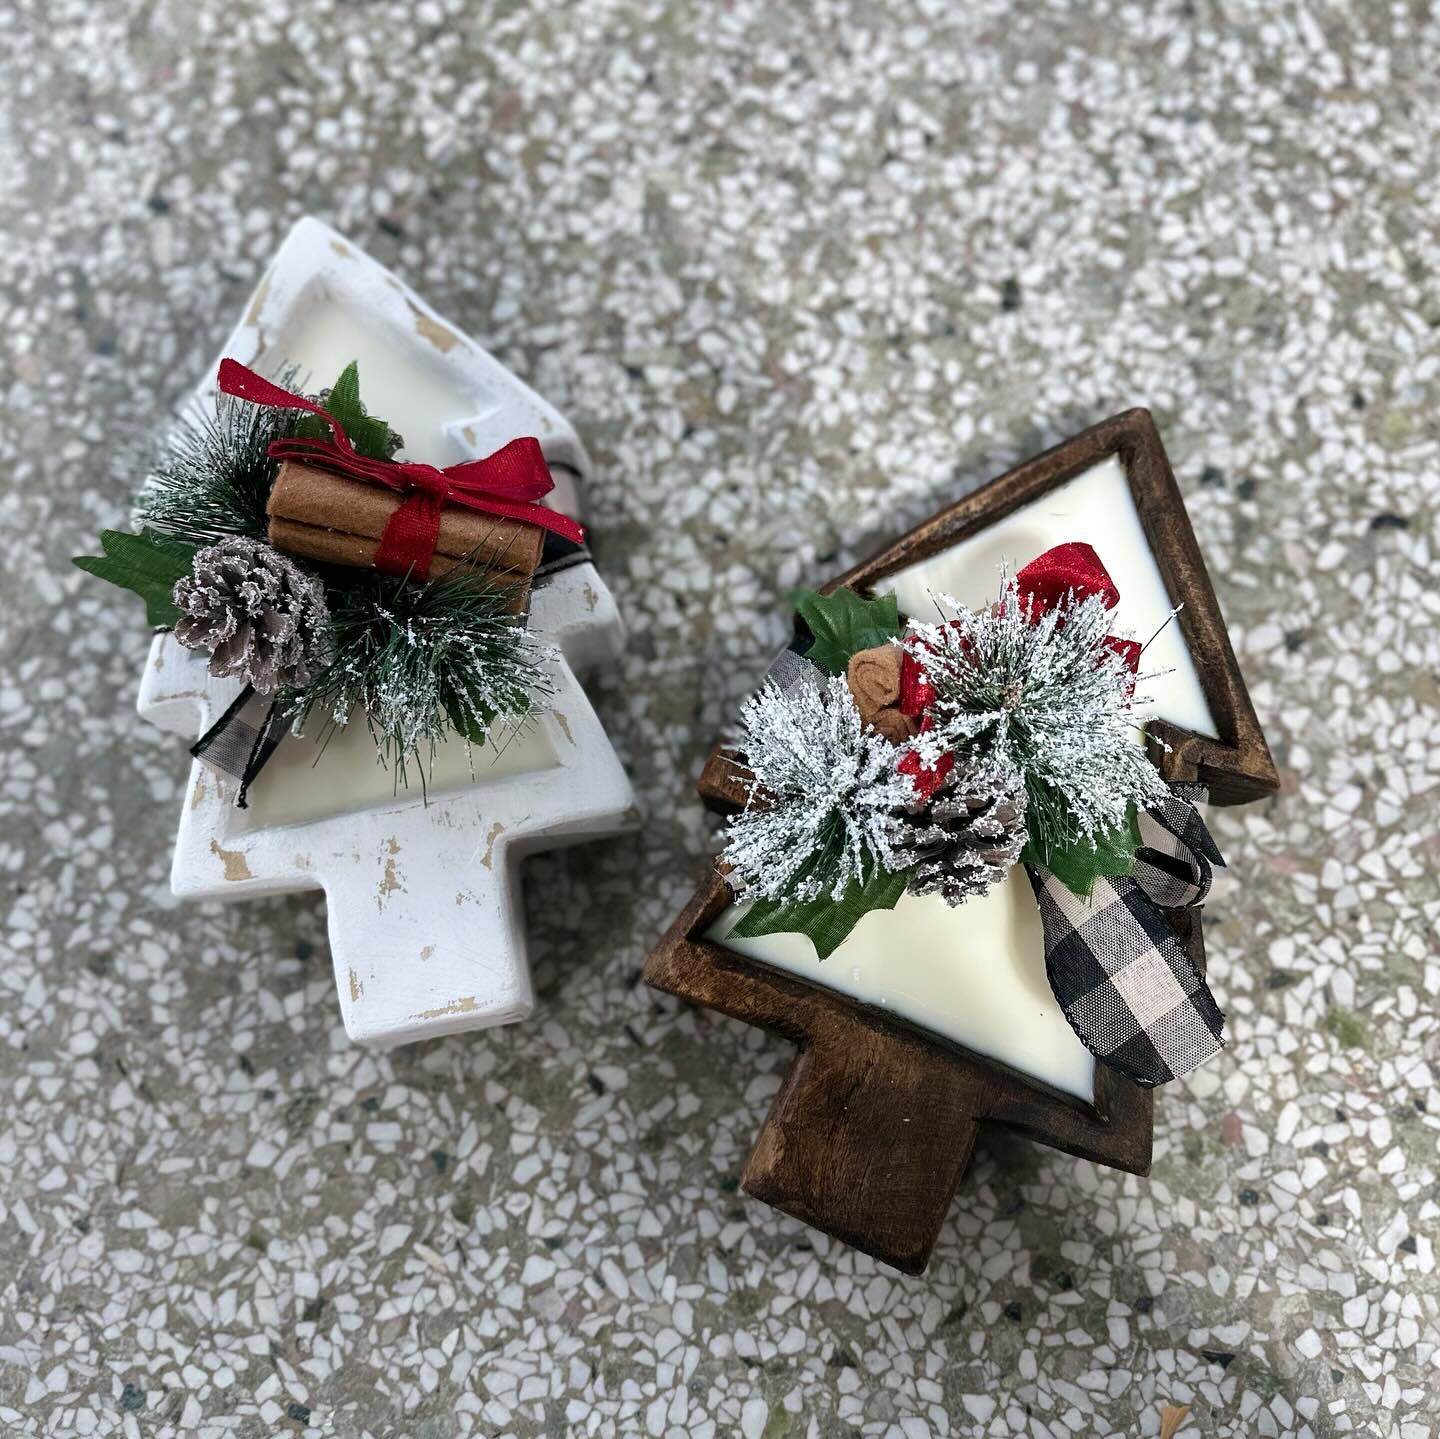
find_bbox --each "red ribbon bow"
[218,358,585,581]
[897,542,1141,800]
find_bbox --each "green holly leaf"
[788,585,903,675]
[299,361,394,460]
[1022,803,1142,897]
[730,863,910,960]
[73,529,199,628]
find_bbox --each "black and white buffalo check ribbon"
[723,638,826,742]
[1028,786,1226,1089]
[758,641,826,699]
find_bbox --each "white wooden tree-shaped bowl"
[137,219,638,1048]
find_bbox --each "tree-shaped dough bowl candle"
[78,219,637,1048]
[645,411,1276,1273]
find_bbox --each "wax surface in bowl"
[714,453,1219,1103]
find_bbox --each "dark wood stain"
[645,410,1278,1274]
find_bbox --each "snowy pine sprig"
[137,366,309,548]
[722,675,916,903]
[905,571,1171,858]
[288,565,552,787]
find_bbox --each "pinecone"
[894,763,1027,906]
[172,537,329,694]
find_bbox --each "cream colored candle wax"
[268,295,478,466]
[238,717,559,832]
[712,454,1217,1104]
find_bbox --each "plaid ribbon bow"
[1027,786,1226,1088]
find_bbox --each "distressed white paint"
[713,452,1221,1103]
[137,218,638,1048]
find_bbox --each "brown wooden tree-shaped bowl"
[645,410,1279,1274]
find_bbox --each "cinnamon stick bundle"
[266,461,545,600]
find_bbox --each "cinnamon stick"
[266,461,545,584]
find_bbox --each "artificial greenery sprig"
[720,571,1171,960]
[903,570,1170,882]
[723,588,914,958]
[135,364,310,548]
[76,360,550,785]
[724,673,916,906]
[287,560,552,787]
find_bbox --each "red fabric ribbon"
[1013,540,1120,615]
[897,542,1139,800]
[218,358,584,580]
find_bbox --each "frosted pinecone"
[173,537,329,694]
[894,763,1027,906]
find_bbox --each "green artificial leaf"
[72,529,199,627]
[299,361,393,460]
[730,864,911,960]
[1022,803,1142,897]
[442,693,495,746]
[788,585,903,676]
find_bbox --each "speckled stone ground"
[3,1,1438,1436]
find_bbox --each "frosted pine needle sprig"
[287,565,552,787]
[137,368,308,548]
[904,571,1171,858]
[723,676,916,903]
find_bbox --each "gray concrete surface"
[2,1,1437,1435]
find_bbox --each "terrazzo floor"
[3,1,1438,1435]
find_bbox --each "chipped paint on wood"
[330,239,351,258]
[583,583,599,612]
[553,712,575,746]
[410,995,478,1020]
[419,945,435,961]
[209,838,253,881]
[349,969,363,1002]
[191,773,207,810]
[409,301,460,352]
[479,821,505,870]
[378,854,405,911]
